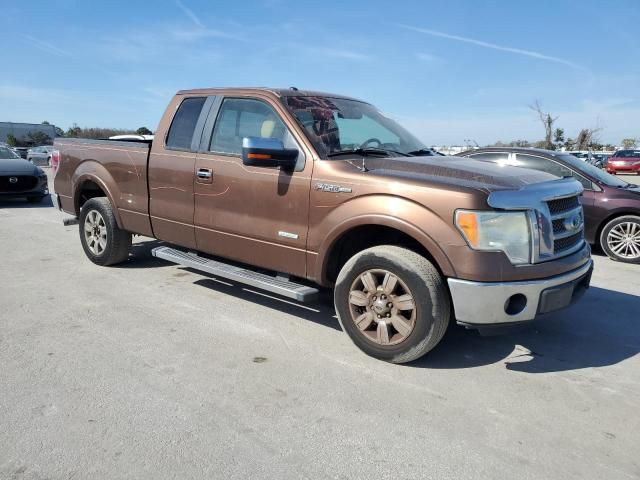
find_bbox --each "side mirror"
[242,137,298,169]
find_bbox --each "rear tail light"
[51,149,60,175]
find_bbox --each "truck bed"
[54,137,153,236]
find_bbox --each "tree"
[6,133,17,147]
[66,124,82,138]
[553,128,565,146]
[26,131,53,146]
[530,100,558,150]
[41,120,50,125]
[54,126,65,137]
[575,127,602,150]
[136,126,152,135]
[621,138,638,149]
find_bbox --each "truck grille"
[546,195,584,258]
[0,175,37,193]
[547,196,580,215]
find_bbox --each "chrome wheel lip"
[607,221,640,260]
[347,269,417,346]
[84,210,107,256]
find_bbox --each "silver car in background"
[27,146,53,166]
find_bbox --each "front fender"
[310,195,459,284]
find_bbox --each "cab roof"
[176,87,366,102]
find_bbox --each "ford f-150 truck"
[52,88,593,363]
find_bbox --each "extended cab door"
[148,95,212,249]
[193,95,313,277]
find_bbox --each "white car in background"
[27,146,53,166]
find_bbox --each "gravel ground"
[0,172,639,480]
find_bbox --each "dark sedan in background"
[456,148,640,263]
[0,145,49,203]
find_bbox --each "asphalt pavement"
[1,173,639,480]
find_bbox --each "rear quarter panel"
[54,139,152,236]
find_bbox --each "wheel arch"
[315,215,456,286]
[72,161,123,227]
[596,209,640,246]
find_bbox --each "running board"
[152,246,319,302]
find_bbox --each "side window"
[515,154,573,177]
[210,98,293,156]
[166,97,206,150]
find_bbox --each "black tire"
[334,245,450,364]
[27,196,44,203]
[79,197,132,266]
[600,215,640,264]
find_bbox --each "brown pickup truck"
[52,87,593,363]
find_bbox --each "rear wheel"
[600,215,640,264]
[334,246,450,364]
[79,198,131,266]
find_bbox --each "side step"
[152,246,319,302]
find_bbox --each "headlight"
[455,210,531,265]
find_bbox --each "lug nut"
[386,313,391,318]
[372,296,377,301]
[377,314,382,319]
[387,302,392,308]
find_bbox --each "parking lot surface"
[1,173,639,480]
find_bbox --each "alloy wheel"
[607,221,640,260]
[84,210,107,255]
[348,269,417,346]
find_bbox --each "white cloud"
[176,0,203,28]
[298,46,372,61]
[416,52,440,63]
[20,34,71,57]
[399,24,588,71]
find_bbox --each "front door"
[193,96,313,277]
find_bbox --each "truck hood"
[0,158,41,176]
[351,155,556,193]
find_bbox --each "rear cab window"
[166,97,207,150]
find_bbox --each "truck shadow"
[0,195,52,209]
[413,286,640,373]
[124,242,639,373]
[191,269,640,372]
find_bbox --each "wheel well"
[595,211,640,245]
[76,180,106,214]
[324,225,441,284]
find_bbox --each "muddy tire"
[334,246,450,364]
[600,215,640,264]
[79,198,131,266]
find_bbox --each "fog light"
[504,294,527,315]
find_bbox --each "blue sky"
[2,0,639,145]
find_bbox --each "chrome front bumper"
[448,259,593,326]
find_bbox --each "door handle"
[197,168,213,179]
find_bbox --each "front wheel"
[79,198,132,266]
[334,246,450,364]
[600,215,640,264]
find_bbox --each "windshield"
[281,96,427,158]
[0,146,19,160]
[614,150,640,158]
[558,154,629,187]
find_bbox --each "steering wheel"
[359,138,382,149]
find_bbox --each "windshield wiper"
[327,147,410,158]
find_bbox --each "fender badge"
[314,183,352,193]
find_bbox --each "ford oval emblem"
[9,177,18,184]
